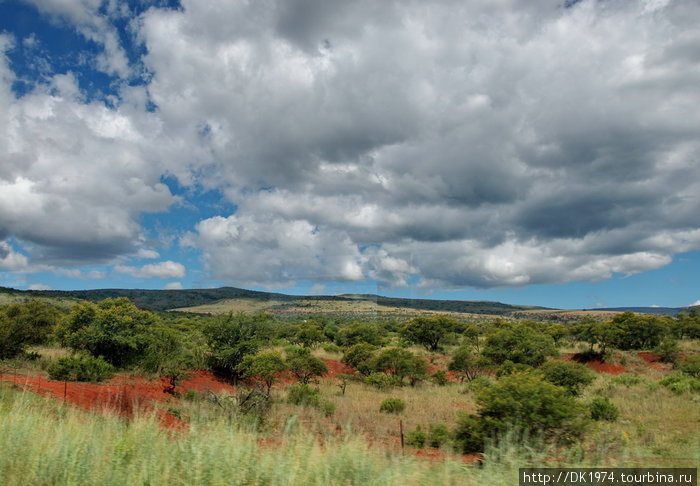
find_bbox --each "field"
[1,345,699,485]
[1,295,699,485]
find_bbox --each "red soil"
[321,358,354,378]
[564,353,626,375]
[0,370,235,430]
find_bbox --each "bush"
[448,345,489,382]
[285,347,328,384]
[540,360,595,396]
[427,424,450,448]
[476,373,585,442]
[341,343,377,376]
[406,426,427,448]
[432,369,449,386]
[678,355,700,378]
[321,343,341,354]
[287,383,322,407]
[589,397,619,422]
[482,325,557,367]
[495,360,534,378]
[379,398,406,414]
[286,383,334,416]
[47,355,115,382]
[453,413,485,454]
[659,373,700,395]
[463,376,492,394]
[370,347,427,385]
[364,372,401,390]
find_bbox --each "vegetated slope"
[15,286,548,316]
[586,306,689,316]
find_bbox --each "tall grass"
[0,383,512,486]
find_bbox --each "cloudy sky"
[1,0,699,308]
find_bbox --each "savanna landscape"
[1,287,698,485]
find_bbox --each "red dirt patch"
[321,358,354,378]
[0,370,235,429]
[566,353,626,375]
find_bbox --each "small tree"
[481,325,557,367]
[286,347,328,384]
[401,316,461,352]
[237,351,287,395]
[540,360,595,396]
[341,342,377,375]
[371,348,427,385]
[476,372,585,442]
[292,323,327,348]
[448,345,488,382]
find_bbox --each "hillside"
[4,286,548,317]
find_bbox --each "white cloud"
[692,300,700,307]
[27,283,51,291]
[3,0,700,291]
[115,261,186,279]
[164,281,184,290]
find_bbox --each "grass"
[1,344,698,485]
[0,383,508,486]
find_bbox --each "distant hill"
[584,306,689,316]
[5,285,548,316]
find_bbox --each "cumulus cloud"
[115,261,186,279]
[164,281,184,290]
[153,0,700,288]
[2,0,700,290]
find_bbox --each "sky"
[0,0,699,309]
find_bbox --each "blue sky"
[0,0,699,309]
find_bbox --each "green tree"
[286,347,328,384]
[237,351,288,395]
[476,372,585,441]
[539,360,595,396]
[610,312,666,350]
[335,322,385,347]
[481,325,557,367]
[448,345,488,382]
[292,323,327,348]
[203,312,270,381]
[401,315,461,352]
[341,342,377,376]
[0,300,61,359]
[370,347,427,385]
[57,298,160,367]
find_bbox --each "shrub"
[47,355,115,382]
[432,369,449,386]
[286,383,335,416]
[495,360,534,378]
[589,397,619,422]
[364,373,401,390]
[540,360,595,396]
[654,337,681,364]
[379,398,406,414]
[287,383,321,407]
[285,347,328,384]
[341,343,377,376]
[322,343,341,354]
[406,426,427,448]
[448,345,489,382]
[463,376,492,394]
[453,413,485,454]
[237,351,287,395]
[678,355,700,378]
[370,347,427,385]
[476,373,585,442]
[427,424,450,448]
[611,374,642,388]
[659,373,700,395]
[482,325,557,367]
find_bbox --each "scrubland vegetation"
[1,296,699,485]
